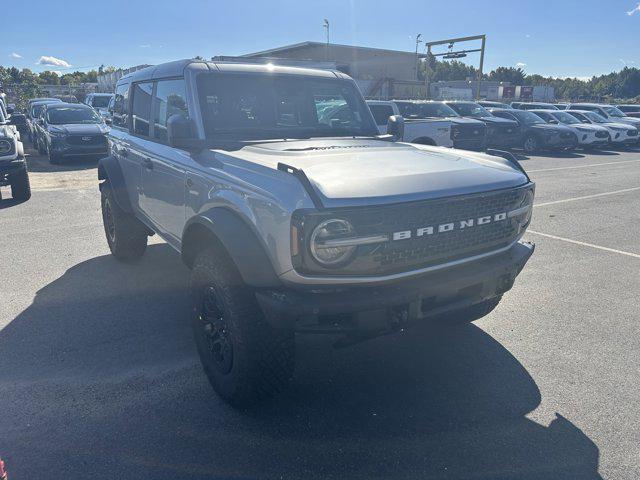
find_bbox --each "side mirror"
[167,114,204,150]
[387,115,405,141]
[582,120,590,124]
[105,118,112,125]
[548,119,559,124]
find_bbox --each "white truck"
[367,100,453,147]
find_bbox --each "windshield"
[197,73,378,141]
[46,107,102,125]
[91,96,112,108]
[398,102,459,118]
[551,111,581,125]
[449,103,492,118]
[583,111,608,123]
[32,105,46,118]
[603,106,626,117]
[510,110,545,125]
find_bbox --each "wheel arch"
[98,155,133,213]
[182,208,281,288]
[411,137,436,146]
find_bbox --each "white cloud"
[139,44,151,48]
[627,3,640,15]
[525,34,531,38]
[10,52,22,59]
[515,62,527,68]
[37,55,71,68]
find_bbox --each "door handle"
[143,158,154,170]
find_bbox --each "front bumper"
[543,135,577,150]
[487,132,521,149]
[50,138,108,158]
[257,241,534,331]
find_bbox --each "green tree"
[38,70,61,85]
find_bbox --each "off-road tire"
[438,295,503,325]
[523,135,539,153]
[190,248,294,407]
[100,182,147,261]
[10,166,31,202]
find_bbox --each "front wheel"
[100,183,148,261]
[190,248,294,407]
[10,166,31,201]
[523,135,539,153]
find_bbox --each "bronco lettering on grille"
[391,212,507,241]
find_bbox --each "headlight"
[508,187,534,230]
[48,129,65,137]
[309,219,357,267]
[0,139,12,155]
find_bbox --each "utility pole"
[414,33,422,81]
[476,35,486,100]
[323,19,330,61]
[425,45,432,99]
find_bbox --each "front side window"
[197,73,377,140]
[552,111,580,124]
[603,106,625,117]
[46,107,101,125]
[132,82,153,136]
[152,79,188,141]
[511,110,545,125]
[369,105,394,125]
[91,95,112,108]
[113,82,130,128]
[449,103,492,118]
[584,111,607,123]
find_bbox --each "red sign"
[520,86,534,100]
[501,86,516,99]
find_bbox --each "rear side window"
[369,105,394,125]
[113,82,130,128]
[152,79,189,141]
[132,82,153,136]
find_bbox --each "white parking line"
[527,230,640,259]
[534,186,640,207]
[528,158,640,173]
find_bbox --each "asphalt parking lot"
[1,146,639,479]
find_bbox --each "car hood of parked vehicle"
[217,138,529,207]
[446,116,486,126]
[470,116,519,127]
[566,123,609,133]
[48,123,108,135]
[526,123,575,135]
[602,122,637,131]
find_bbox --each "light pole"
[323,19,330,60]
[414,33,422,81]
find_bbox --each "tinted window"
[619,105,640,112]
[509,110,545,125]
[132,82,153,136]
[369,105,394,125]
[91,95,112,108]
[448,103,492,117]
[535,111,552,121]
[113,82,130,128]
[152,79,189,141]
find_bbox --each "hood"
[528,123,574,134]
[221,138,529,208]
[613,116,640,126]
[49,123,107,135]
[448,117,486,126]
[474,116,518,126]
[571,124,608,133]
[603,122,637,130]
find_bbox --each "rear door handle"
[143,158,154,170]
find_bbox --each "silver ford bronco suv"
[0,123,30,202]
[98,59,535,406]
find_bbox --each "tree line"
[421,59,640,102]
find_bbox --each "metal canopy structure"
[422,34,486,100]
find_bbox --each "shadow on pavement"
[24,147,99,173]
[0,244,602,480]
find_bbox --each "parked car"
[513,102,559,111]
[567,103,640,130]
[489,108,578,153]
[566,109,639,146]
[0,120,30,201]
[26,99,62,144]
[85,93,115,120]
[99,59,535,406]
[37,103,109,164]
[530,109,610,149]
[478,100,512,109]
[444,101,520,148]
[616,104,640,118]
[393,100,487,150]
[366,100,452,146]
[553,104,569,110]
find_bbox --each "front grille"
[452,124,486,139]
[595,131,608,138]
[295,186,531,276]
[628,130,638,136]
[66,135,106,146]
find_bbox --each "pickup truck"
[366,100,452,147]
[99,59,535,406]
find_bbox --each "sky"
[3,0,640,79]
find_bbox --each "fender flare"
[182,208,282,288]
[98,155,133,213]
